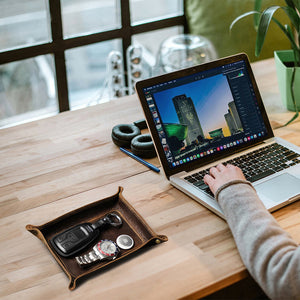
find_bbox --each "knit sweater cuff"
[215,180,255,202]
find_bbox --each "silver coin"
[116,234,134,250]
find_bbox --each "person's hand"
[203,164,246,195]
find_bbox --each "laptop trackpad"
[256,173,300,202]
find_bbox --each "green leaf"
[254,0,262,11]
[285,0,300,12]
[230,11,260,32]
[272,18,298,51]
[285,0,295,9]
[286,24,298,48]
[272,19,300,67]
[254,0,263,29]
[286,24,300,66]
[284,24,297,48]
[255,6,281,56]
[291,0,300,11]
[282,6,300,32]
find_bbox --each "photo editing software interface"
[143,59,269,169]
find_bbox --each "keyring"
[104,213,123,227]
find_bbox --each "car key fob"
[50,213,122,257]
[51,223,98,257]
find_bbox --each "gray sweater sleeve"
[217,182,300,300]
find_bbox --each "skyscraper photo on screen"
[153,73,244,162]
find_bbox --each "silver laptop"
[135,53,300,218]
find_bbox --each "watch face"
[97,240,118,257]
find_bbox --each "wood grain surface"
[0,58,299,300]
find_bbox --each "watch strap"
[75,249,100,265]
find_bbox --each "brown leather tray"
[26,187,167,290]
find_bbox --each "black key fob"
[51,223,99,257]
[50,213,122,257]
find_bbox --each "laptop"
[135,53,300,218]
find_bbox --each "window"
[0,0,186,128]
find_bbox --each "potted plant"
[231,0,299,124]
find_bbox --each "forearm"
[218,182,300,300]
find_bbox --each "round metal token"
[116,234,134,250]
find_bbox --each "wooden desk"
[1,59,299,299]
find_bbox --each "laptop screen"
[136,54,273,177]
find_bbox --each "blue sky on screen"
[153,73,234,137]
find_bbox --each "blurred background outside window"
[0,0,184,128]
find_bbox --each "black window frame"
[0,0,187,113]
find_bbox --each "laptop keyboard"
[184,143,300,197]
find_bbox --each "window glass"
[130,0,183,24]
[61,0,120,38]
[0,55,58,128]
[66,39,122,110]
[0,0,50,51]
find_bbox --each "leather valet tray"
[26,187,168,290]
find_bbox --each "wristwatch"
[75,239,119,266]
